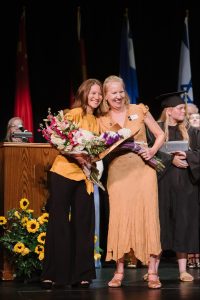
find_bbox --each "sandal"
[179,271,194,282]
[71,281,91,288]
[41,280,53,290]
[143,273,149,281]
[187,262,196,269]
[108,272,124,288]
[148,273,162,289]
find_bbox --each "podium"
[0,142,58,280]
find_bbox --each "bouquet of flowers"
[0,198,48,280]
[38,109,133,190]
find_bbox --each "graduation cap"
[156,91,187,108]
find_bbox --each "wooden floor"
[0,260,200,300]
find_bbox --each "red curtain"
[14,8,34,142]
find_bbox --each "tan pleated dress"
[98,103,161,265]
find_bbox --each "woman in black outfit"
[155,92,200,282]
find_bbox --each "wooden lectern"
[0,142,58,280]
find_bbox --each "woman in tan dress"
[98,76,165,289]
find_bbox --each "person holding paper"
[155,91,200,281]
[98,75,165,289]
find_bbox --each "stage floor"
[0,260,200,300]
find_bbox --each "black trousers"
[41,172,96,285]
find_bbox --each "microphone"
[18,124,28,132]
[13,124,33,142]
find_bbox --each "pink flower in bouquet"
[38,110,79,151]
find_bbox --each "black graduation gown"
[158,125,200,253]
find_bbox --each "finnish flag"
[178,12,193,102]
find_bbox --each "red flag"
[14,7,34,142]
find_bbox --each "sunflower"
[37,232,46,244]
[94,253,101,261]
[14,211,21,219]
[38,213,49,225]
[21,216,29,227]
[38,252,44,261]
[0,216,7,226]
[26,219,40,233]
[35,245,44,254]
[13,242,25,253]
[94,235,98,244]
[22,247,30,256]
[27,209,34,214]
[20,198,30,210]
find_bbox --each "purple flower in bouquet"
[100,128,132,146]
[100,132,121,145]
[119,141,165,172]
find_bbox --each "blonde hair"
[5,117,24,142]
[158,108,189,141]
[186,103,199,116]
[99,75,130,115]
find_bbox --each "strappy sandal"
[187,262,196,268]
[179,271,194,282]
[108,272,124,288]
[143,273,148,281]
[148,272,162,289]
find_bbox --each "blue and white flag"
[119,11,139,104]
[178,13,193,102]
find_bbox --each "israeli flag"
[178,13,193,102]
[119,10,139,104]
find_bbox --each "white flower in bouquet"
[73,129,95,145]
[51,135,66,148]
[118,128,132,139]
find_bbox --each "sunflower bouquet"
[0,198,48,280]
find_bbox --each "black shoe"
[41,280,53,290]
[71,281,91,289]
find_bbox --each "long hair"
[72,78,103,116]
[158,108,189,141]
[99,75,130,115]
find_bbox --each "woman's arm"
[141,112,165,160]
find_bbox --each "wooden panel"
[1,143,58,215]
[0,143,58,279]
